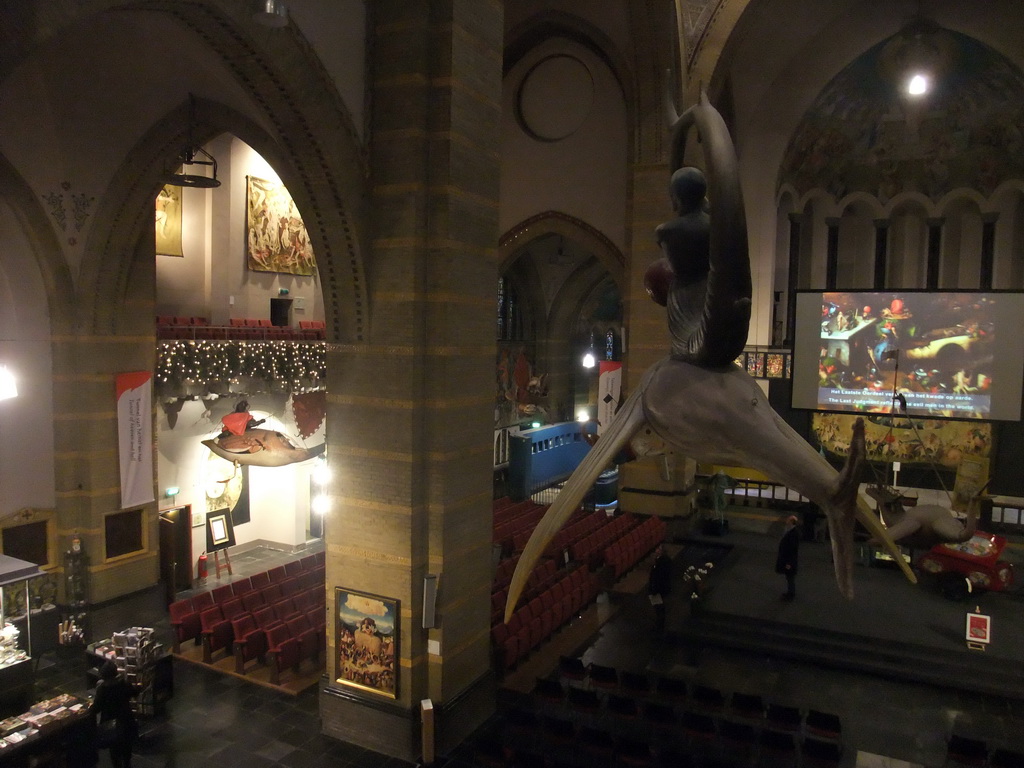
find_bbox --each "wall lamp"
[0,364,18,401]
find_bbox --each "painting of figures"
[335,588,398,698]
[246,175,316,275]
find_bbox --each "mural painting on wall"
[155,184,183,257]
[779,28,1024,202]
[496,344,549,429]
[202,399,326,467]
[812,411,990,468]
[335,588,398,698]
[245,176,316,276]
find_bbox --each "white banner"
[117,371,155,508]
[597,362,622,435]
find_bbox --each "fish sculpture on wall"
[504,93,911,622]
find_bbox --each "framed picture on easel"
[205,509,235,552]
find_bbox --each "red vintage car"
[915,531,1014,601]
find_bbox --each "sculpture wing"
[504,382,649,623]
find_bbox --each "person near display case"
[92,660,137,768]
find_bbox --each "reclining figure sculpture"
[504,93,911,622]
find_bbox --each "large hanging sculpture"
[504,94,912,622]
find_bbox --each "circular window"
[516,54,594,142]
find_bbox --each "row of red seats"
[201,586,326,681]
[492,499,545,529]
[541,510,608,558]
[494,506,546,553]
[157,326,323,341]
[491,558,559,622]
[603,516,667,578]
[491,566,599,670]
[168,552,324,653]
[157,315,208,325]
[569,513,640,570]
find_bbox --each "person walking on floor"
[648,545,672,632]
[776,514,800,600]
[92,660,138,768]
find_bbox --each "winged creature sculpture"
[504,93,911,622]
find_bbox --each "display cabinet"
[60,543,90,650]
[0,554,46,717]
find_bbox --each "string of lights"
[156,340,326,397]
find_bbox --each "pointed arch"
[499,211,625,291]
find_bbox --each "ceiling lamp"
[879,19,956,98]
[253,0,289,28]
[164,95,221,189]
[0,364,17,400]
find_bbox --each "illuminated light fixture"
[907,73,928,96]
[581,351,596,369]
[312,460,332,486]
[576,409,590,423]
[206,481,226,500]
[879,19,956,100]
[253,0,289,28]
[165,486,180,498]
[0,365,17,400]
[164,95,221,189]
[311,494,331,515]
[531,421,541,429]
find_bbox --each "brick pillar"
[53,235,159,604]
[320,1,501,760]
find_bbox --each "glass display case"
[0,554,45,716]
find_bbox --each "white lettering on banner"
[117,372,155,508]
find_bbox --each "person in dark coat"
[775,515,800,600]
[647,545,673,632]
[92,660,138,768]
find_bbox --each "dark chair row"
[492,557,559,612]
[491,566,600,670]
[500,703,844,768]
[541,509,610,559]
[568,512,641,570]
[603,515,668,578]
[546,665,843,743]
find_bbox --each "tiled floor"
[18,524,1024,767]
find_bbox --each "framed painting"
[191,509,204,528]
[245,175,316,275]
[205,509,236,551]
[747,351,765,378]
[766,353,785,379]
[155,184,183,257]
[335,587,398,698]
[966,611,991,646]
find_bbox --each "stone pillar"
[319,1,501,760]
[980,213,998,290]
[873,219,890,289]
[926,217,944,289]
[784,212,801,347]
[825,217,840,290]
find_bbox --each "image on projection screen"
[792,291,1024,422]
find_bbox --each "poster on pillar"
[597,362,622,435]
[116,371,155,508]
